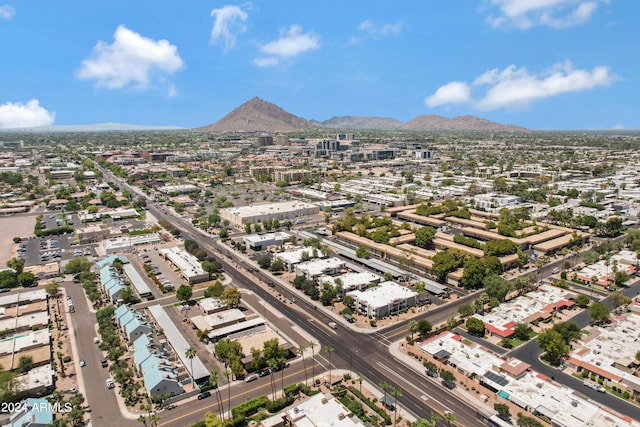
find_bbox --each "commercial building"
[221,201,320,227]
[347,281,418,319]
[103,233,161,254]
[190,309,245,333]
[294,257,347,280]
[196,297,227,315]
[260,392,365,427]
[274,247,319,272]
[159,246,208,284]
[319,271,381,293]
[242,231,292,251]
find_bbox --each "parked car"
[106,378,115,389]
[244,374,258,383]
[258,369,270,377]
[79,359,85,367]
[101,358,108,368]
[197,391,211,400]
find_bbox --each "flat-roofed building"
[260,392,365,427]
[132,335,184,398]
[243,231,292,251]
[159,246,208,284]
[23,262,59,280]
[221,201,319,227]
[319,271,381,293]
[197,297,226,315]
[274,247,319,272]
[295,257,346,280]
[347,281,418,319]
[190,309,245,332]
[16,364,55,397]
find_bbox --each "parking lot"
[13,231,95,268]
[0,214,39,267]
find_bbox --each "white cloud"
[425,82,471,107]
[349,19,402,45]
[167,84,177,98]
[0,99,55,129]
[425,61,615,110]
[256,25,319,65]
[252,57,279,67]
[210,5,249,51]
[76,25,184,90]
[486,0,604,29]
[0,5,15,20]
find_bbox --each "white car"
[328,322,338,329]
[79,359,85,367]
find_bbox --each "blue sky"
[0,1,638,130]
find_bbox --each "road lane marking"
[376,361,445,408]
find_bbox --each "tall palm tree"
[391,387,403,426]
[185,346,196,381]
[223,368,232,419]
[209,370,224,421]
[408,320,418,340]
[325,345,334,385]
[444,411,456,426]
[148,414,159,427]
[298,344,308,386]
[267,358,279,400]
[308,340,317,386]
[357,376,364,394]
[278,356,287,396]
[379,381,390,408]
[136,415,147,426]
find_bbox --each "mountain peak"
[202,97,312,133]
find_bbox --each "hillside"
[201,97,312,133]
[201,97,529,133]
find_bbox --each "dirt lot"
[0,214,38,267]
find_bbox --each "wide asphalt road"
[147,202,486,427]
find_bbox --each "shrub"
[231,395,269,419]
[623,391,630,399]
[63,355,71,363]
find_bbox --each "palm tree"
[196,328,211,343]
[379,381,390,409]
[185,346,196,381]
[357,376,364,394]
[148,414,159,427]
[325,345,334,385]
[267,359,279,400]
[137,415,147,426]
[309,340,317,386]
[444,411,456,426]
[408,320,418,341]
[278,356,287,396]
[210,370,224,421]
[298,344,308,386]
[223,368,232,418]
[430,413,441,427]
[391,387,403,426]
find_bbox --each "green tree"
[65,257,93,274]
[517,414,543,427]
[589,301,610,324]
[537,329,568,365]
[466,317,485,336]
[440,370,455,387]
[552,322,582,343]
[483,274,512,302]
[414,226,437,249]
[355,245,370,259]
[575,294,590,308]
[220,287,241,309]
[417,319,433,338]
[176,285,193,307]
[460,257,485,290]
[494,403,511,422]
[17,271,35,288]
[513,323,532,341]
[457,303,475,317]
[204,281,225,298]
[6,258,24,274]
[610,291,631,308]
[408,320,418,340]
[325,345,334,384]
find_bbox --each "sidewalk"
[388,338,496,418]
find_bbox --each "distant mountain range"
[202,97,530,133]
[0,123,183,133]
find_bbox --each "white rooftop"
[319,271,380,292]
[275,247,318,265]
[285,392,364,427]
[347,281,417,309]
[296,257,346,277]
